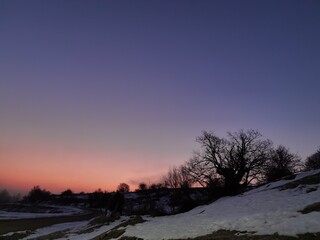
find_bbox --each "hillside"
[121,169,320,239]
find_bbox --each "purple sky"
[0,0,319,193]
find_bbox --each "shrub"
[305,148,320,170]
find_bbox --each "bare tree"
[184,155,220,187]
[264,145,301,182]
[305,147,320,170]
[162,166,193,188]
[190,129,272,194]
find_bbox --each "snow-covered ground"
[56,217,128,240]
[23,220,90,240]
[123,169,320,239]
[5,217,127,240]
[0,205,83,219]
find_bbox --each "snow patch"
[23,221,90,240]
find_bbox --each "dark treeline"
[0,189,21,203]
[159,129,319,196]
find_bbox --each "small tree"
[264,145,301,182]
[305,147,320,170]
[117,183,130,193]
[137,182,148,191]
[162,166,192,189]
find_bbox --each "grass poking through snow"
[299,202,320,214]
[92,216,146,240]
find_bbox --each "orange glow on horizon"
[0,139,173,194]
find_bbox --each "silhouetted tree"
[184,155,220,188]
[188,130,272,194]
[25,186,51,203]
[117,183,130,193]
[60,189,74,204]
[61,189,73,196]
[162,166,192,189]
[305,147,320,170]
[264,145,301,182]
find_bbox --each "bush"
[24,186,51,203]
[264,145,301,182]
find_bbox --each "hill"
[121,169,320,239]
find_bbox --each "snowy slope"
[123,170,320,239]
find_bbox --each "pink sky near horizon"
[0,137,185,194]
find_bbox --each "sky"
[0,0,320,194]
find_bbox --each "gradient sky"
[1,0,320,194]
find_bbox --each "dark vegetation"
[92,216,146,240]
[0,190,20,203]
[0,231,32,240]
[279,172,320,190]
[299,202,320,214]
[23,186,51,203]
[264,145,301,182]
[92,229,125,240]
[161,129,310,196]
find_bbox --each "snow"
[57,217,128,240]
[0,205,83,219]
[23,221,90,240]
[6,216,127,240]
[1,231,28,237]
[124,192,140,199]
[123,170,320,239]
[248,169,320,194]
